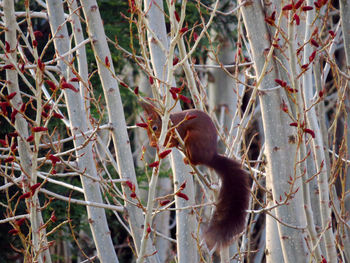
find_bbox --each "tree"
[0,0,349,262]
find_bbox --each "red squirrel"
[141,101,250,249]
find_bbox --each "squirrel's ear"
[140,101,160,120]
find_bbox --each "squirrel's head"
[140,101,178,148]
[140,101,162,147]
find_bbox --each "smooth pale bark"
[207,30,246,261]
[208,37,241,135]
[3,1,51,262]
[301,1,335,260]
[265,210,284,262]
[239,1,308,262]
[78,1,160,262]
[143,1,198,262]
[135,73,172,263]
[134,72,172,261]
[68,0,89,111]
[153,177,172,263]
[46,1,118,262]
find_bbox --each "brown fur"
[141,102,250,248]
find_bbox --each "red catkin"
[179,95,191,104]
[149,161,159,168]
[159,200,171,206]
[7,92,17,100]
[33,127,48,132]
[176,192,189,201]
[136,123,148,128]
[159,149,172,159]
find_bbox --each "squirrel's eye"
[152,125,158,131]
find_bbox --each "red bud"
[125,180,134,191]
[282,4,293,11]
[173,57,179,66]
[3,64,15,70]
[170,87,181,93]
[52,112,64,119]
[10,109,18,123]
[193,32,199,41]
[33,127,48,132]
[8,229,19,235]
[136,123,148,128]
[48,154,60,165]
[149,161,159,168]
[7,92,17,100]
[319,89,325,97]
[159,149,172,159]
[37,58,45,71]
[61,82,79,92]
[159,200,171,206]
[41,111,49,118]
[282,106,288,113]
[176,192,189,201]
[50,211,57,222]
[10,142,17,153]
[309,50,317,63]
[304,128,315,138]
[302,6,313,11]
[0,139,8,147]
[20,103,26,113]
[134,86,139,95]
[169,88,178,100]
[105,56,110,67]
[26,135,34,142]
[120,82,128,88]
[301,64,309,70]
[179,95,191,104]
[5,41,11,53]
[310,39,319,47]
[174,11,180,22]
[293,14,300,25]
[265,11,276,26]
[70,77,79,82]
[0,101,9,115]
[287,87,298,93]
[4,156,15,163]
[30,183,41,193]
[179,181,186,190]
[328,30,336,38]
[8,131,18,138]
[34,31,43,39]
[46,80,57,91]
[179,27,188,34]
[275,79,287,87]
[15,218,26,226]
[294,0,304,9]
[147,226,151,234]
[19,192,31,199]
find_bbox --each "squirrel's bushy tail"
[205,154,250,248]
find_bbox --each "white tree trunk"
[78,1,160,262]
[46,1,118,261]
[239,1,309,262]
[142,1,198,262]
[3,1,52,262]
